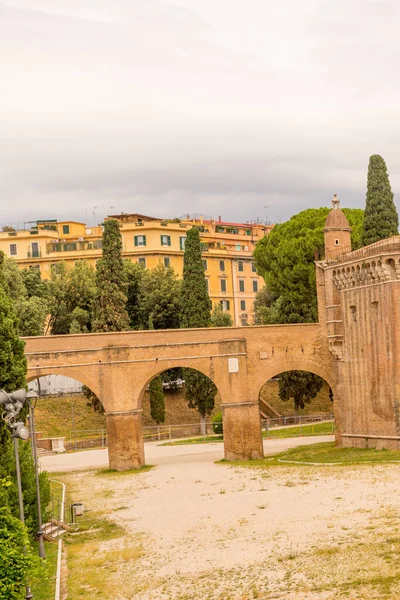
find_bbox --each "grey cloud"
[1,0,400,227]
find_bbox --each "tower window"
[334,239,340,246]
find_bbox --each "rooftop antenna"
[264,205,271,225]
[92,206,98,224]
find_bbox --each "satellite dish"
[85,229,92,235]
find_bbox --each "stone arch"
[134,358,229,411]
[251,357,336,399]
[26,370,105,409]
[256,360,336,422]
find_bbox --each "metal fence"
[66,414,334,449]
[261,413,335,436]
[67,429,108,450]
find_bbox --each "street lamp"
[27,389,46,560]
[0,388,34,600]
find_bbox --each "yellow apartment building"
[0,214,272,325]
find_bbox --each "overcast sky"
[1,0,400,227]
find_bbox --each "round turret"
[324,195,352,259]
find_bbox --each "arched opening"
[258,369,335,437]
[139,367,223,443]
[27,374,106,452]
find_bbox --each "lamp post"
[27,389,46,559]
[0,388,34,600]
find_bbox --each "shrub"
[212,412,223,435]
[0,479,45,599]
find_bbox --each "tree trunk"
[200,413,206,436]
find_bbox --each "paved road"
[40,435,334,472]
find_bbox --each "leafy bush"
[212,412,223,435]
[0,479,45,600]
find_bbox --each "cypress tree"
[179,227,211,328]
[149,377,165,425]
[361,154,399,246]
[148,318,165,425]
[0,251,49,535]
[0,251,27,395]
[92,219,130,332]
[179,228,216,432]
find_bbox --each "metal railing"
[261,414,335,436]
[44,495,78,539]
[65,414,335,450]
[67,429,108,450]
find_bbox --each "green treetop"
[253,207,363,410]
[211,304,233,327]
[179,227,211,328]
[92,219,130,332]
[139,263,181,330]
[361,154,399,246]
[0,251,27,394]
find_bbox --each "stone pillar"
[222,402,264,461]
[106,410,145,471]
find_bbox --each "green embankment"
[226,442,400,467]
[162,421,334,445]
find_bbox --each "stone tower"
[323,194,352,260]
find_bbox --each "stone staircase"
[43,518,73,541]
[259,398,282,419]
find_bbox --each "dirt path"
[40,434,334,472]
[46,438,400,599]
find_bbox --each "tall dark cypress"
[179,228,216,431]
[361,155,399,246]
[179,227,211,328]
[92,219,130,332]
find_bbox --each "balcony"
[27,251,42,258]
[46,240,103,253]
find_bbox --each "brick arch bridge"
[25,323,335,469]
[24,233,400,470]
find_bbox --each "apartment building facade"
[0,214,272,325]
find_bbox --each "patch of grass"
[31,541,58,600]
[263,421,334,438]
[218,442,400,468]
[65,515,145,600]
[95,464,154,476]
[34,394,106,438]
[161,435,223,446]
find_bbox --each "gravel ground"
[42,436,400,600]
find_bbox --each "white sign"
[228,357,239,373]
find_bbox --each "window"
[236,244,241,251]
[9,244,17,256]
[251,262,257,273]
[240,300,246,311]
[138,257,146,267]
[252,280,258,293]
[62,225,70,234]
[219,260,225,271]
[334,239,340,246]
[180,236,186,250]
[202,259,208,270]
[220,279,227,292]
[220,299,230,311]
[31,242,40,258]
[238,260,244,272]
[239,280,245,292]
[164,257,170,268]
[205,278,209,291]
[134,235,146,247]
[161,235,171,246]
